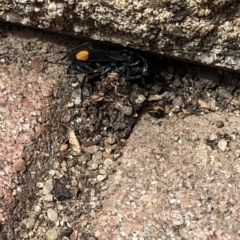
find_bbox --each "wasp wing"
[85,50,131,63]
[67,43,131,63]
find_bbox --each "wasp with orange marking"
[62,42,150,81]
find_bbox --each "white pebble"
[34,205,41,213]
[91,163,98,170]
[47,208,58,222]
[135,94,146,104]
[99,169,106,175]
[74,96,81,105]
[45,228,59,240]
[26,216,36,229]
[97,175,107,182]
[104,137,116,145]
[218,139,227,151]
[43,181,53,194]
[45,193,53,202]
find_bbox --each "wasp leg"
[115,64,128,79]
[127,74,145,85]
[67,62,95,75]
[129,59,141,67]
[87,66,110,79]
[88,72,102,79]
[130,55,149,76]
[125,66,130,81]
[141,57,149,76]
[127,75,143,80]
[101,66,112,75]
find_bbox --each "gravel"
[218,139,227,152]
[1,22,240,239]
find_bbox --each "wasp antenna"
[44,58,67,65]
[59,52,70,61]
[83,42,95,49]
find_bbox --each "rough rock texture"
[0,64,55,223]
[94,113,240,239]
[1,0,240,72]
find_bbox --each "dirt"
[0,22,240,239]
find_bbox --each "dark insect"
[63,42,150,80]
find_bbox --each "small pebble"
[47,208,58,221]
[95,230,101,238]
[135,94,146,104]
[173,96,184,108]
[102,152,113,159]
[92,151,103,160]
[208,97,216,109]
[191,133,199,141]
[216,120,224,128]
[99,169,106,175]
[115,102,123,111]
[74,96,81,105]
[113,153,121,159]
[198,100,210,110]
[43,181,53,194]
[104,158,113,168]
[0,47,9,55]
[172,105,181,113]
[235,149,240,158]
[171,210,184,225]
[170,199,176,204]
[62,115,71,123]
[132,237,139,240]
[105,145,113,154]
[59,143,69,152]
[148,94,163,101]
[34,205,41,213]
[214,229,223,237]
[123,106,133,115]
[97,175,107,182]
[46,228,59,240]
[209,133,218,141]
[57,205,64,211]
[218,139,227,151]
[104,137,116,145]
[66,102,74,108]
[91,163,99,170]
[52,161,60,169]
[26,215,36,229]
[82,145,99,154]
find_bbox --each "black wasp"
[62,42,150,80]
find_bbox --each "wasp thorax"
[76,50,89,60]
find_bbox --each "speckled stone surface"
[94,113,240,239]
[1,0,240,72]
[0,64,55,223]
